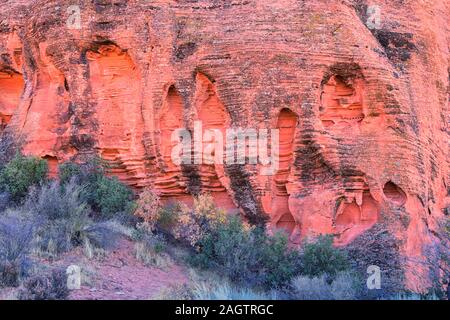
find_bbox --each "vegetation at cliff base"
[0,150,446,300]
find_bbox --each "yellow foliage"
[134,188,162,230]
[172,193,226,249]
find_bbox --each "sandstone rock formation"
[0,0,448,291]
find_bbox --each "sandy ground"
[0,239,189,300]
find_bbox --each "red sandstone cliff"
[0,0,449,291]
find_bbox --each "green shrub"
[157,202,180,231]
[262,232,301,289]
[58,159,134,218]
[58,162,82,185]
[0,154,47,201]
[191,216,300,289]
[299,235,350,279]
[18,268,69,300]
[93,176,134,217]
[191,215,255,279]
[58,157,106,186]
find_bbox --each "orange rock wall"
[0,0,449,291]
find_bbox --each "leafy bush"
[93,175,134,217]
[261,232,301,289]
[290,272,357,300]
[59,158,134,218]
[0,154,47,201]
[134,188,162,230]
[191,215,300,289]
[299,235,350,279]
[58,162,82,185]
[0,213,34,287]
[157,202,181,231]
[18,268,69,300]
[58,158,106,186]
[173,194,226,248]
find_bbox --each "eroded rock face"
[0,0,448,291]
[0,70,23,130]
